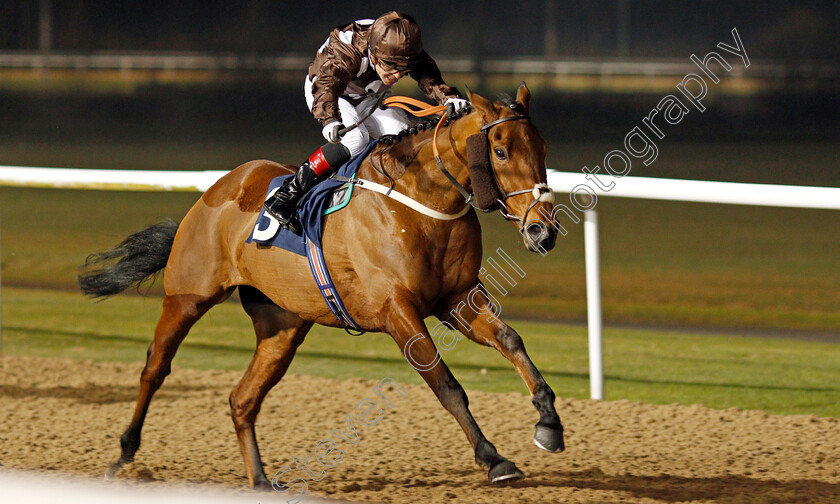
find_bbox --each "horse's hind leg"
[436,282,565,453]
[387,293,523,483]
[107,291,227,479]
[230,286,312,489]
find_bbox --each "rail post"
[584,209,604,400]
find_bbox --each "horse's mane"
[362,103,475,181]
[376,104,473,148]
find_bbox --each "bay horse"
[79,84,564,488]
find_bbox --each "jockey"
[263,11,469,233]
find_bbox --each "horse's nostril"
[526,222,547,241]
[523,222,557,253]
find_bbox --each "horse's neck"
[380,113,479,215]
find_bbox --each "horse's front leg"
[385,293,524,483]
[436,282,565,453]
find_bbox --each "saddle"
[247,141,376,255]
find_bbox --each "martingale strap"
[305,238,365,336]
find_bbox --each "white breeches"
[305,77,413,158]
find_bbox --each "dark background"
[3,0,838,60]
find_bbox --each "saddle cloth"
[246,141,377,334]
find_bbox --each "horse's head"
[465,83,558,253]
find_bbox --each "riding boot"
[263,142,351,234]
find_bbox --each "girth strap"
[306,238,365,336]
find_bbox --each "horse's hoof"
[253,479,274,492]
[488,460,524,483]
[534,424,565,453]
[104,461,122,480]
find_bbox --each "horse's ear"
[516,81,531,114]
[465,87,494,117]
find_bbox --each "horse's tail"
[79,219,179,299]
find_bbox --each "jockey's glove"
[322,121,343,144]
[445,98,470,116]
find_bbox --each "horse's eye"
[493,147,507,160]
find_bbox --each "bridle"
[478,113,554,230]
[384,96,553,234]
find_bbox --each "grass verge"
[2,186,839,332]
[2,286,838,417]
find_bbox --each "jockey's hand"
[322,121,343,144]
[445,98,470,116]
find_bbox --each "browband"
[480,115,530,134]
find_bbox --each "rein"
[383,96,553,232]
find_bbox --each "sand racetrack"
[1,355,839,503]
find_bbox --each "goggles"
[374,55,417,73]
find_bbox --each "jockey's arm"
[310,61,354,127]
[409,51,462,106]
